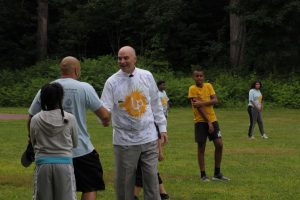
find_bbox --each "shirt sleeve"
[208,83,216,96]
[100,80,114,112]
[164,91,169,102]
[148,73,167,133]
[249,89,254,102]
[85,84,103,112]
[28,90,42,116]
[188,86,197,99]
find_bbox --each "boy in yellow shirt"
[188,68,230,182]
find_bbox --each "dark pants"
[247,106,265,137]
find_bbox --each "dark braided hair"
[40,82,68,123]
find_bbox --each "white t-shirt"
[248,89,262,108]
[158,90,169,117]
[101,67,167,145]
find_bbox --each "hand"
[100,118,110,127]
[208,122,214,134]
[192,98,203,108]
[158,151,164,161]
[160,132,168,145]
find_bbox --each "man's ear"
[74,66,81,79]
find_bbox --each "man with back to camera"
[22,56,110,200]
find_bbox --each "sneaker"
[261,134,268,139]
[212,173,230,181]
[201,176,210,182]
[248,136,255,139]
[21,142,35,167]
[160,193,170,200]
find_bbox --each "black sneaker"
[21,142,35,167]
[160,193,170,200]
[212,173,230,181]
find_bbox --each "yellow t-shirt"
[188,83,217,123]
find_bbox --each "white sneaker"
[249,136,255,139]
[212,173,230,181]
[201,176,210,182]
[261,134,268,139]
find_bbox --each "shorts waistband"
[35,156,73,165]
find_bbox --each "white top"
[248,89,262,108]
[29,78,103,157]
[101,67,167,145]
[158,90,169,117]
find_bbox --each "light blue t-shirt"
[28,78,103,157]
[248,89,262,107]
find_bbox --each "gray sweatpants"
[114,141,160,200]
[33,164,76,200]
[248,106,265,137]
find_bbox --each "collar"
[120,67,137,77]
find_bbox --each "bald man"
[22,56,110,200]
[101,46,168,200]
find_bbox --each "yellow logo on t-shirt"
[120,90,147,118]
[161,97,168,106]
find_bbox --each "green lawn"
[0,107,299,200]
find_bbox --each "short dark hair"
[192,67,204,74]
[250,80,262,89]
[40,82,68,123]
[157,80,165,87]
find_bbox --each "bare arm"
[192,94,218,107]
[191,96,217,133]
[94,106,111,127]
[158,139,164,161]
[27,115,33,140]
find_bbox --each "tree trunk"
[37,0,48,61]
[229,0,245,69]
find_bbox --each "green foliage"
[0,57,300,108]
[240,0,300,74]
[268,77,300,108]
[80,56,119,94]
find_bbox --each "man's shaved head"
[60,56,81,79]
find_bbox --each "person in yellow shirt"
[188,68,230,182]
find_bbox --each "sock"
[201,171,206,178]
[214,167,220,175]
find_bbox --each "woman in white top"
[247,81,268,139]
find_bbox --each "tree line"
[0,0,299,76]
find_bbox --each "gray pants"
[248,106,265,137]
[114,141,160,200]
[33,164,76,200]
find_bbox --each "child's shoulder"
[63,111,76,121]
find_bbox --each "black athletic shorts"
[194,121,222,145]
[73,150,105,192]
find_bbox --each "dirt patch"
[0,114,28,120]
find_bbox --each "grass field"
[0,107,299,200]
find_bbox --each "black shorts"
[194,121,222,145]
[73,150,105,192]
